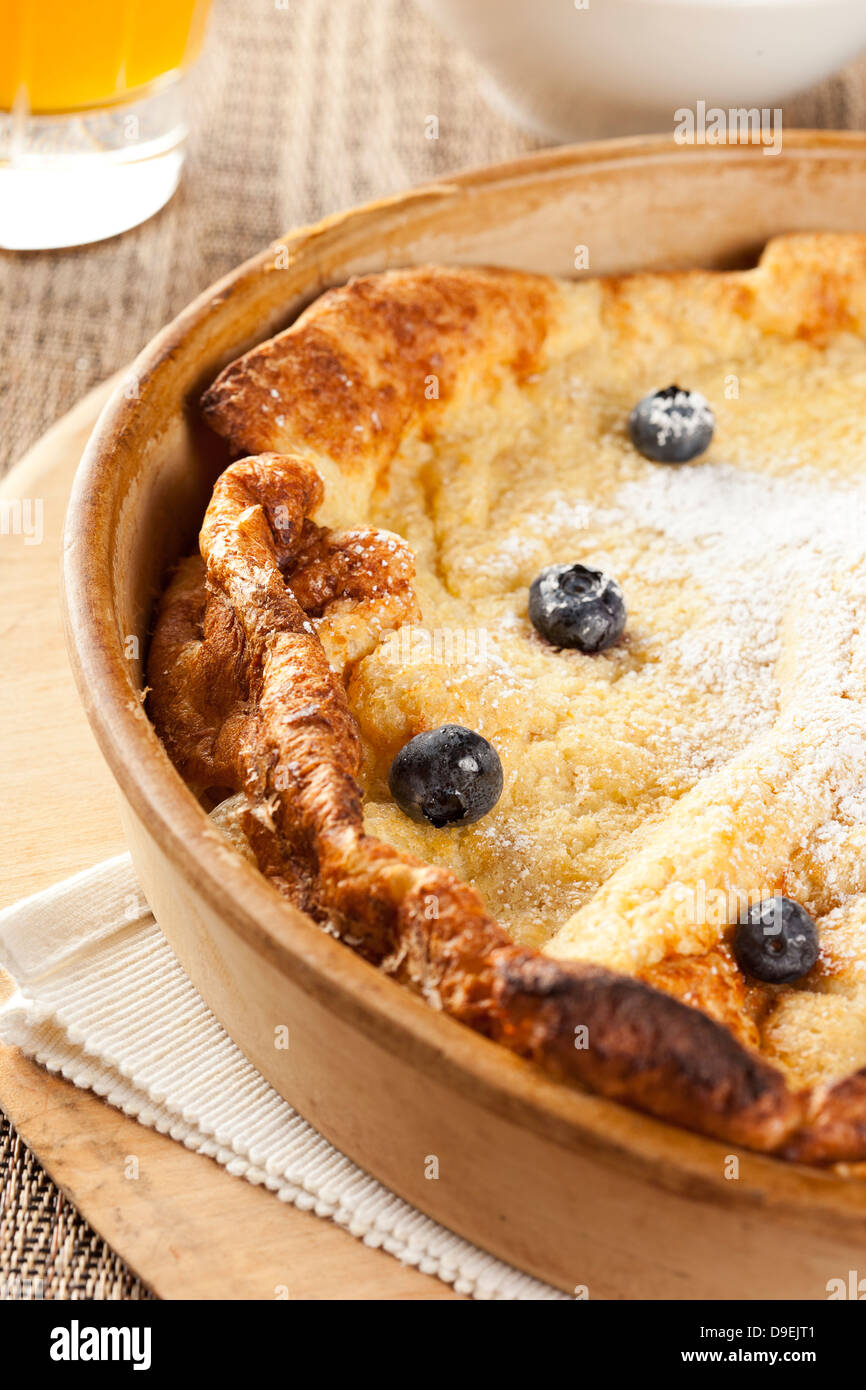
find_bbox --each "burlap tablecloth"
[2,0,866,1301]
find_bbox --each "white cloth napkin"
[0,856,566,1300]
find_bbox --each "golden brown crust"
[201,266,555,468]
[150,241,866,1163]
[639,946,761,1054]
[784,1073,866,1164]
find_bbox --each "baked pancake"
[148,234,866,1163]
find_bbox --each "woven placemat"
[0,1115,152,1300]
[2,0,866,1301]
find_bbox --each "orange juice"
[0,0,211,113]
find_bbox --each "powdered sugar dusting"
[642,387,714,447]
[614,458,866,832]
[472,491,616,582]
[616,460,866,579]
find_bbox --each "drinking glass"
[0,0,211,250]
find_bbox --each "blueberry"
[529,563,625,653]
[388,724,503,827]
[733,897,819,985]
[628,384,715,463]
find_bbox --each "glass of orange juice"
[0,0,211,250]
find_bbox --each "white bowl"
[417,0,866,142]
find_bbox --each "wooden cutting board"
[0,380,459,1300]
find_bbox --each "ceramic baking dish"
[63,132,866,1298]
